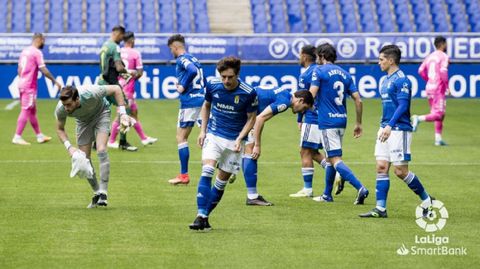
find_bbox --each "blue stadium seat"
[176,2,192,33]
[30,0,46,33]
[67,0,83,32]
[124,2,140,32]
[286,4,303,32]
[48,0,64,32]
[86,0,102,33]
[105,2,120,32]
[12,0,27,32]
[159,0,175,32]
[0,0,7,32]
[141,1,156,32]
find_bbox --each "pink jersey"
[418,50,449,96]
[119,47,143,97]
[18,46,45,92]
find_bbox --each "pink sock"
[434,120,443,134]
[134,121,147,140]
[110,121,120,143]
[28,107,41,135]
[15,109,29,136]
[424,112,444,122]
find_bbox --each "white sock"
[303,188,313,193]
[418,115,426,121]
[435,133,442,142]
[247,193,259,199]
[14,134,22,140]
[376,206,386,212]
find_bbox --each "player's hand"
[446,88,451,97]
[252,145,261,160]
[298,122,302,131]
[119,114,136,134]
[197,131,206,147]
[177,85,185,93]
[233,138,242,152]
[379,125,392,142]
[353,123,362,138]
[54,81,62,89]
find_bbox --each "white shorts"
[374,128,412,165]
[300,123,323,150]
[177,107,201,128]
[320,128,345,158]
[202,133,243,174]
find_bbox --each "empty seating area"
[0,0,210,33]
[250,0,480,33]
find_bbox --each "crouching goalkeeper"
[55,85,135,208]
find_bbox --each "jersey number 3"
[333,81,344,106]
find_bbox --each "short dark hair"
[434,36,446,49]
[124,31,135,42]
[316,43,337,63]
[112,25,125,33]
[168,34,185,46]
[59,85,79,101]
[379,44,401,65]
[294,90,314,107]
[217,56,241,75]
[301,45,316,62]
[32,32,43,40]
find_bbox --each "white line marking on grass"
[0,160,479,166]
[4,100,20,110]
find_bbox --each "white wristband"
[118,106,127,115]
[64,140,72,150]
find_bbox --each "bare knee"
[393,166,409,179]
[376,161,389,174]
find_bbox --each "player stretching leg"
[412,36,449,146]
[108,31,157,147]
[360,45,434,218]
[167,34,206,185]
[190,57,257,231]
[309,43,369,205]
[13,33,62,145]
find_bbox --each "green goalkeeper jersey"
[99,40,122,85]
[55,85,110,123]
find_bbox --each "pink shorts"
[428,94,446,115]
[20,90,36,110]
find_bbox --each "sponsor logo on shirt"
[328,112,347,118]
[216,103,235,111]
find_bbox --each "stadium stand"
[250,0,478,33]
[0,0,478,33]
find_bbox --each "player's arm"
[178,60,198,93]
[418,59,428,81]
[440,57,449,94]
[56,118,77,156]
[234,111,256,152]
[39,66,62,89]
[197,100,211,147]
[251,107,275,160]
[104,85,126,107]
[379,80,410,142]
[351,92,363,138]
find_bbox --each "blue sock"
[323,163,336,197]
[207,177,227,215]
[301,167,314,189]
[376,173,390,210]
[403,171,429,200]
[243,155,258,198]
[178,142,189,174]
[197,165,215,217]
[335,161,363,190]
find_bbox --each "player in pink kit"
[108,32,157,147]
[412,36,449,146]
[13,33,62,145]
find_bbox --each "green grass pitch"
[0,98,478,268]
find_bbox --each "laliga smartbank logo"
[396,200,467,256]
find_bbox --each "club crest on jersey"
[234,95,240,104]
[277,104,288,112]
